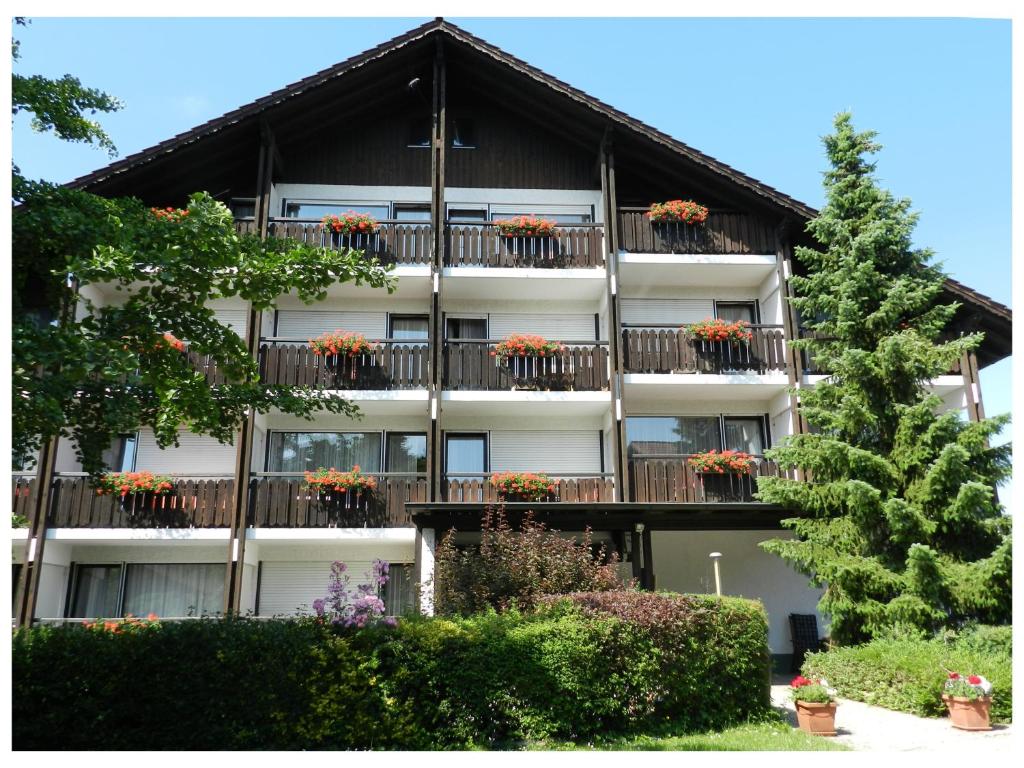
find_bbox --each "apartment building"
[12,19,1011,661]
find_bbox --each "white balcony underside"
[617,253,776,287]
[441,390,611,417]
[442,267,607,300]
[623,372,789,399]
[45,528,231,542]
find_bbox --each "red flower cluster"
[150,206,190,222]
[308,330,376,357]
[303,466,378,494]
[493,215,558,237]
[83,613,160,633]
[688,317,753,343]
[646,199,709,225]
[95,471,175,497]
[491,333,565,360]
[791,676,814,688]
[688,450,756,475]
[162,332,186,352]
[490,471,556,502]
[322,211,380,235]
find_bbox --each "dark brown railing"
[260,340,429,390]
[45,476,235,528]
[628,457,784,503]
[248,474,428,528]
[444,474,615,503]
[12,474,37,523]
[444,223,604,268]
[617,208,776,255]
[622,326,787,374]
[240,219,432,266]
[444,341,610,391]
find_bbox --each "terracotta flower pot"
[942,694,992,731]
[794,700,837,736]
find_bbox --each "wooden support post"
[14,435,59,629]
[775,225,807,438]
[961,350,985,422]
[428,38,447,502]
[224,133,271,613]
[630,529,643,583]
[641,527,655,591]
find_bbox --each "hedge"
[802,625,1012,723]
[13,591,771,749]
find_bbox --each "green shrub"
[802,625,1011,723]
[13,593,771,749]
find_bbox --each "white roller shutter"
[490,431,602,473]
[620,299,714,326]
[212,309,247,339]
[275,311,387,339]
[258,561,376,617]
[133,429,237,475]
[489,313,596,341]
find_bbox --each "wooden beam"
[14,435,59,628]
[428,37,447,503]
[641,527,655,590]
[775,225,807,438]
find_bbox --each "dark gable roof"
[66,17,1011,328]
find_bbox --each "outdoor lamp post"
[709,552,722,596]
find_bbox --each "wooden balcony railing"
[12,474,37,523]
[622,326,787,374]
[443,341,610,391]
[628,457,785,503]
[444,473,615,503]
[241,218,432,266]
[444,223,604,268]
[617,208,776,255]
[248,474,428,528]
[44,476,235,528]
[260,340,429,390]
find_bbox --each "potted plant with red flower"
[303,466,378,512]
[790,676,838,736]
[321,211,380,236]
[646,199,709,225]
[308,331,377,381]
[687,449,756,475]
[490,471,556,502]
[95,471,175,513]
[942,672,993,730]
[491,334,567,390]
[687,317,753,344]
[493,215,558,238]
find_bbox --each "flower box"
[321,212,380,236]
[95,471,175,498]
[303,466,378,496]
[687,318,753,344]
[493,216,558,237]
[491,334,564,362]
[490,471,556,502]
[687,450,756,475]
[308,331,376,358]
[646,199,709,225]
[943,672,993,730]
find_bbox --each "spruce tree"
[758,113,1011,644]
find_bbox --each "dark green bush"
[13,593,771,749]
[802,625,1012,723]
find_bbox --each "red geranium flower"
[967,675,982,685]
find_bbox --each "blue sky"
[12,16,1013,496]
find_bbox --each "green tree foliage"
[758,113,1011,644]
[12,25,394,474]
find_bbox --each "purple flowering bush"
[313,559,398,629]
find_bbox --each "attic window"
[451,118,476,149]
[408,118,431,148]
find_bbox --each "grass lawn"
[524,719,850,751]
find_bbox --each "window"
[626,417,721,457]
[723,417,766,455]
[267,432,383,473]
[716,301,758,324]
[445,317,487,340]
[447,207,488,223]
[389,315,429,341]
[491,210,593,224]
[283,202,390,220]
[68,563,224,619]
[386,433,427,474]
[229,198,256,219]
[393,204,431,222]
[408,118,431,148]
[113,434,137,472]
[451,118,477,149]
[445,434,487,480]
[384,563,415,616]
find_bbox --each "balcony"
[628,457,785,504]
[622,326,788,375]
[248,474,428,528]
[444,474,615,503]
[44,476,235,528]
[259,339,429,390]
[443,341,610,391]
[617,209,775,256]
[236,218,432,266]
[444,223,604,269]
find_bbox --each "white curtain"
[123,563,224,618]
[70,565,121,618]
[268,432,382,473]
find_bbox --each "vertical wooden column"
[600,135,629,501]
[641,526,655,590]
[427,38,447,502]
[224,130,271,613]
[14,435,59,629]
[629,528,643,583]
[960,350,986,422]
[775,225,807,438]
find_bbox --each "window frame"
[714,300,761,325]
[280,200,391,220]
[264,430,386,474]
[384,432,428,475]
[387,313,430,342]
[625,414,771,458]
[450,117,477,150]
[443,432,489,479]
